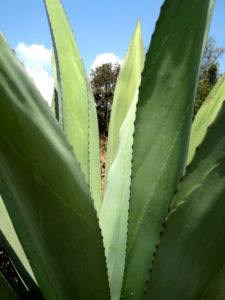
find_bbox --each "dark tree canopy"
[194,36,225,117]
[90,63,121,136]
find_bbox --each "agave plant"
[1,0,225,299]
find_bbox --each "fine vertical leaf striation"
[100,21,145,300]
[122,1,215,299]
[145,102,225,299]
[44,0,102,214]
[0,34,110,300]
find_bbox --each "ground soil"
[100,135,107,195]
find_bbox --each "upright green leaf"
[100,21,145,300]
[0,195,37,289]
[0,34,110,299]
[50,50,59,120]
[187,72,225,165]
[203,266,225,300]
[145,103,225,300]
[44,0,101,213]
[0,273,17,299]
[104,20,145,183]
[122,1,215,299]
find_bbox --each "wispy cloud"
[15,43,54,105]
[90,53,123,71]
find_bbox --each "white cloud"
[15,43,54,105]
[91,53,123,71]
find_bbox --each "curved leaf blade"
[0,196,38,290]
[187,72,225,165]
[0,273,18,299]
[145,103,225,299]
[44,0,101,213]
[100,21,145,300]
[0,34,110,299]
[104,20,145,184]
[100,87,139,300]
[122,1,215,299]
[203,265,225,300]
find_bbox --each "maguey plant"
[0,0,225,299]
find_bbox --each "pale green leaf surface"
[50,91,56,117]
[0,34,109,299]
[0,273,18,299]
[100,88,139,300]
[44,0,101,213]
[104,20,145,187]
[145,103,225,299]
[187,73,225,165]
[50,50,59,120]
[0,196,36,285]
[100,21,145,300]
[122,1,215,299]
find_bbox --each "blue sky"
[1,1,225,103]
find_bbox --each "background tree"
[90,37,224,131]
[90,63,120,136]
[194,36,225,117]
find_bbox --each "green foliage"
[1,0,225,300]
[100,20,145,300]
[194,36,225,117]
[0,274,17,300]
[147,104,225,299]
[90,63,120,136]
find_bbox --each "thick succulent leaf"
[0,231,43,299]
[44,0,101,213]
[0,195,37,289]
[50,50,59,120]
[99,21,145,300]
[0,35,110,299]
[104,20,145,184]
[0,273,17,299]
[187,72,225,165]
[203,265,225,300]
[100,88,139,300]
[145,103,225,299]
[121,1,215,299]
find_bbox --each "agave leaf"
[145,103,225,299]
[187,72,225,165]
[0,230,43,298]
[50,50,59,119]
[99,21,145,300]
[100,88,139,300]
[203,265,225,300]
[0,273,17,299]
[0,195,37,289]
[0,228,41,298]
[50,91,56,117]
[0,34,110,299]
[44,0,101,213]
[104,20,145,184]
[121,0,215,298]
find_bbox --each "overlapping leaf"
[44,0,101,213]
[0,34,109,299]
[0,273,17,299]
[121,0,215,299]
[104,20,145,183]
[145,103,225,299]
[100,21,145,300]
[0,195,38,292]
[188,72,225,165]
